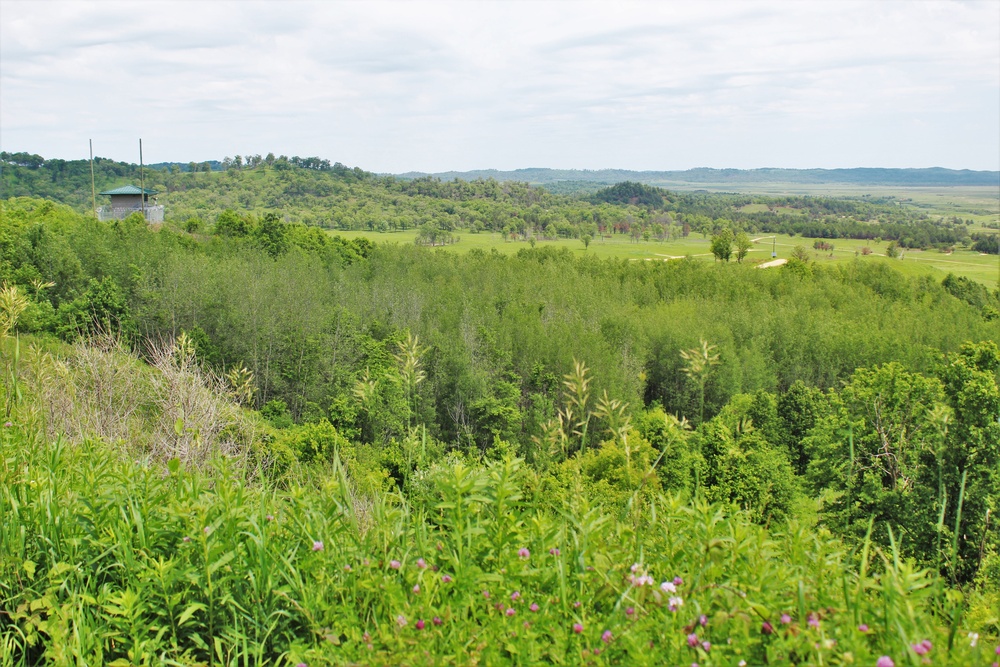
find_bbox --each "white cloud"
[1,0,997,171]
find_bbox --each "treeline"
[2,153,989,251]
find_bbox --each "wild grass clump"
[1,427,995,666]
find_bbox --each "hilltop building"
[97,185,164,222]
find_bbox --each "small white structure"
[97,185,164,222]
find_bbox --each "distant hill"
[396,167,1000,187]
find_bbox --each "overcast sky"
[1,0,998,172]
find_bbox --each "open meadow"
[330,228,1000,289]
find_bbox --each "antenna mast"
[139,138,145,216]
[89,139,97,218]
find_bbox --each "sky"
[1,0,998,173]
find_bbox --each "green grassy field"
[331,228,1000,289]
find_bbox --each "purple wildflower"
[415,619,425,630]
[626,606,635,616]
[396,615,407,628]
[511,591,521,601]
[699,614,708,627]
[780,613,792,624]
[312,540,323,551]
[876,657,894,667]
[344,564,352,572]
[573,622,584,633]
[660,580,677,593]
[265,514,274,521]
[441,574,452,583]
[433,616,442,626]
[182,536,191,543]
[687,633,699,647]
[762,621,774,635]
[483,590,490,599]
[506,608,516,617]
[602,630,613,643]
[858,623,869,632]
[807,614,819,629]
[389,559,401,570]
[549,547,561,556]
[701,641,711,652]
[530,603,539,612]
[412,584,420,594]
[416,558,426,569]
[518,547,530,559]
[673,576,683,586]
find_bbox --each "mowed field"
[331,228,1000,289]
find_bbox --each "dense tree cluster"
[2,197,998,587]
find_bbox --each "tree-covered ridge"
[399,166,1000,187]
[1,152,991,251]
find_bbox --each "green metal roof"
[99,185,158,196]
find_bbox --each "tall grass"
[1,426,994,666]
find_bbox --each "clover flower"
[511,591,521,602]
[412,584,420,594]
[506,607,516,617]
[573,623,584,633]
[415,619,425,630]
[668,596,683,611]
[780,613,792,624]
[441,574,452,583]
[876,657,894,667]
[530,603,539,612]
[433,617,442,626]
[390,559,401,570]
[518,547,530,559]
[660,581,677,593]
[549,547,561,556]
[312,541,323,552]
[687,633,699,647]
[602,630,613,643]
[858,623,869,632]
[396,615,407,628]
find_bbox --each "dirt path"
[756,258,788,268]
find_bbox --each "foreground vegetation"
[3,416,997,666]
[1,182,999,663]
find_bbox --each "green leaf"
[177,602,206,626]
[22,560,35,580]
